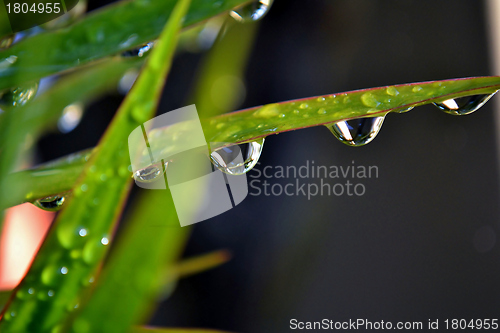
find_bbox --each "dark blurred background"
[38,0,500,332]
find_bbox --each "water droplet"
[230,0,274,23]
[317,96,326,102]
[317,108,327,115]
[121,42,154,57]
[47,290,55,297]
[73,318,90,333]
[0,82,38,107]
[58,103,84,133]
[360,92,381,108]
[79,228,88,237]
[386,86,399,97]
[393,106,414,113]
[326,116,385,146]
[210,138,265,175]
[299,103,308,109]
[432,93,496,115]
[34,195,65,211]
[412,86,423,92]
[101,237,109,245]
[253,103,280,119]
[134,161,167,183]
[82,237,107,264]
[42,265,68,286]
[16,287,34,300]
[0,35,14,50]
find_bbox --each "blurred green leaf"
[172,249,231,280]
[191,19,258,117]
[69,189,191,333]
[0,0,190,330]
[0,0,249,91]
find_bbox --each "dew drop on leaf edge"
[134,161,168,183]
[432,92,496,116]
[326,116,385,147]
[230,0,274,23]
[0,82,38,107]
[121,42,154,58]
[210,138,265,175]
[34,195,66,212]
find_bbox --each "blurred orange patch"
[0,203,54,290]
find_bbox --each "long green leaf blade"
[5,76,500,207]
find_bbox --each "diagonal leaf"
[68,189,190,333]
[172,250,231,280]
[0,0,249,91]
[68,17,247,332]
[7,75,498,206]
[0,0,190,330]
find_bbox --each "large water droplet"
[432,93,496,115]
[133,161,167,183]
[230,0,274,23]
[0,82,38,107]
[327,116,385,146]
[210,138,265,175]
[121,42,154,57]
[34,195,66,211]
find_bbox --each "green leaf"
[172,250,231,280]
[8,76,498,205]
[69,189,191,333]
[0,0,190,330]
[0,290,12,314]
[190,19,258,117]
[0,0,249,91]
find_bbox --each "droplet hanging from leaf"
[210,138,265,175]
[432,93,496,115]
[327,116,385,147]
[230,0,274,23]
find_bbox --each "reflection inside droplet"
[327,116,385,147]
[34,195,66,212]
[433,92,496,115]
[210,138,265,175]
[134,161,168,183]
[121,42,155,57]
[230,0,274,23]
